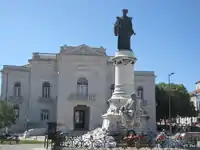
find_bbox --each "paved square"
[0,144,45,150]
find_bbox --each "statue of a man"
[114,9,136,50]
[120,93,136,128]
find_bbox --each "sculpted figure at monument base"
[119,93,137,130]
[101,93,139,135]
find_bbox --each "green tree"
[156,85,168,123]
[156,83,197,122]
[0,101,16,129]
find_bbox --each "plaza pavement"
[0,144,45,150]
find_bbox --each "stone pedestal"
[102,50,137,135]
[109,50,137,103]
[102,113,121,134]
[137,115,150,133]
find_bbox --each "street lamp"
[26,119,29,131]
[168,72,175,135]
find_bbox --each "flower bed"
[122,133,152,148]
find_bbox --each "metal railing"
[8,96,23,104]
[38,96,55,103]
[44,132,200,150]
[68,93,96,101]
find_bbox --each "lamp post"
[168,72,175,135]
[26,119,29,131]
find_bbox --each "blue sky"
[0,0,200,92]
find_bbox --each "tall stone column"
[110,50,137,104]
[102,8,138,135]
[102,50,137,134]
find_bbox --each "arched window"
[14,82,21,97]
[137,86,144,99]
[42,82,51,98]
[77,77,88,97]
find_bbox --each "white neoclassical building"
[190,81,200,112]
[0,44,156,133]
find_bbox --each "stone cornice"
[28,52,58,63]
[1,65,30,73]
[135,71,155,77]
[60,44,107,56]
[28,58,57,63]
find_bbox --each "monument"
[102,9,148,135]
[80,9,150,146]
[102,8,139,135]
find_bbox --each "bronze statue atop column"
[114,9,136,50]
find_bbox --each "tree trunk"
[164,119,166,125]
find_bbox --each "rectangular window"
[77,85,88,97]
[137,91,142,98]
[40,110,49,121]
[43,87,50,98]
[15,87,21,97]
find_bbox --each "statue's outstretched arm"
[114,17,120,26]
[130,20,136,35]
[114,19,119,36]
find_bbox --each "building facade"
[190,81,200,112]
[0,44,156,133]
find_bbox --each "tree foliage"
[156,83,197,121]
[0,101,16,129]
